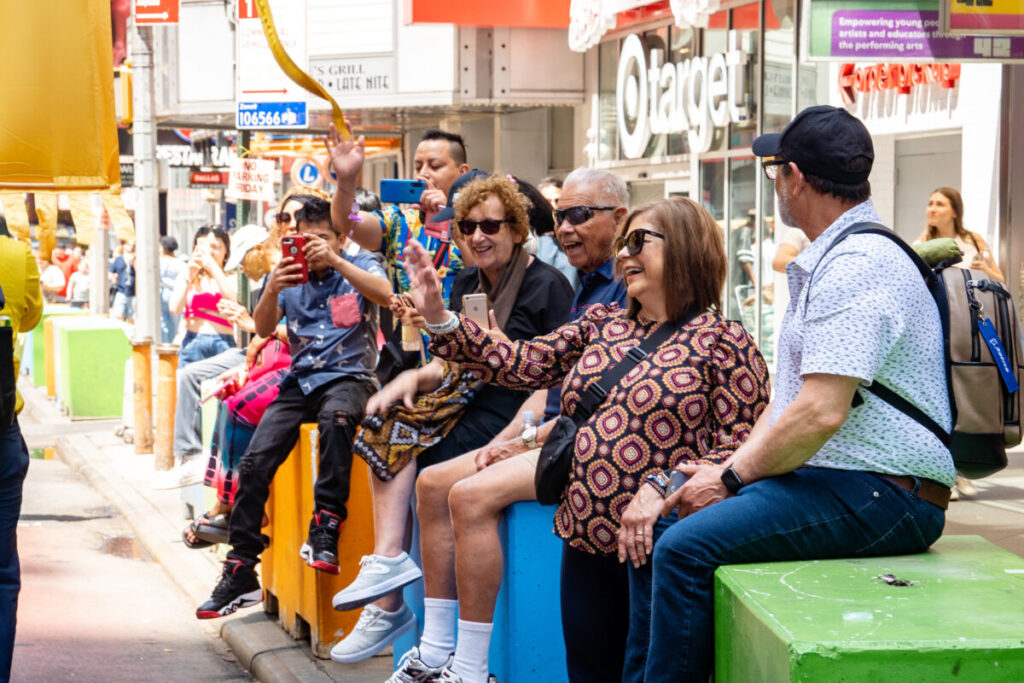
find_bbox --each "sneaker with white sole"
[330,604,417,663]
[385,647,453,682]
[153,458,204,490]
[331,552,422,611]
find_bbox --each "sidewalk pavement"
[18,377,1024,681]
[18,378,392,683]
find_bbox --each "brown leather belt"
[878,474,951,511]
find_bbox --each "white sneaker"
[331,553,423,611]
[330,604,416,664]
[152,458,204,490]
[956,474,977,498]
[386,647,453,683]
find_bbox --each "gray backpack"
[820,223,1021,478]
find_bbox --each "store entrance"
[893,134,962,242]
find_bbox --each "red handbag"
[223,338,291,427]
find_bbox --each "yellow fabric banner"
[0,193,30,242]
[0,0,120,191]
[67,194,98,246]
[34,193,58,260]
[102,193,136,243]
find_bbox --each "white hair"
[563,167,628,208]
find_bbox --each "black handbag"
[0,283,14,427]
[534,313,696,505]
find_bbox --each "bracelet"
[424,311,460,336]
[644,472,670,498]
[348,200,362,223]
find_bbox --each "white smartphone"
[462,293,489,327]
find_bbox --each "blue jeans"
[178,332,235,368]
[0,421,29,681]
[159,291,179,344]
[624,468,946,683]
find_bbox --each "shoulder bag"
[534,312,696,505]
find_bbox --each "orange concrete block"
[262,424,375,658]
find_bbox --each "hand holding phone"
[668,470,690,495]
[462,293,489,327]
[281,235,309,284]
[380,179,427,204]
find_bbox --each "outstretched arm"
[325,122,386,251]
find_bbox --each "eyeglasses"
[552,206,616,227]
[762,158,788,181]
[195,226,229,240]
[614,229,665,256]
[457,219,512,236]
[275,211,293,225]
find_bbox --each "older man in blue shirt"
[197,196,392,619]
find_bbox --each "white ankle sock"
[451,619,493,683]
[418,598,457,667]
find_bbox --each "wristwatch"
[521,422,539,449]
[720,466,744,494]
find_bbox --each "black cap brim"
[431,206,455,223]
[752,133,782,158]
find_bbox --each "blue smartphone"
[380,179,426,204]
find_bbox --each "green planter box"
[53,317,130,418]
[715,535,1024,682]
[27,305,88,386]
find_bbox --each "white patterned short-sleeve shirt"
[773,200,956,486]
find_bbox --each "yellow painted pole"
[154,344,178,471]
[131,337,154,454]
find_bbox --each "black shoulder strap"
[816,222,952,447]
[572,309,699,424]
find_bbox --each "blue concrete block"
[490,502,567,683]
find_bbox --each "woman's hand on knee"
[474,438,521,471]
[366,370,418,414]
[617,483,664,568]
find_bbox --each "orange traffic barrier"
[131,337,154,454]
[154,344,178,470]
[262,424,375,658]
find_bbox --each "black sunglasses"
[275,211,293,224]
[614,229,665,256]
[457,219,512,236]
[552,205,616,227]
[762,158,788,181]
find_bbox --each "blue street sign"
[237,101,308,129]
[297,162,320,185]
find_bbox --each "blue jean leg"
[0,422,29,681]
[641,468,945,683]
[623,513,677,683]
[178,332,235,368]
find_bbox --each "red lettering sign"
[838,63,962,105]
[190,171,229,185]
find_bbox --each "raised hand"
[402,242,447,325]
[324,121,366,183]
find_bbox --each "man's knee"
[448,475,499,523]
[416,464,459,514]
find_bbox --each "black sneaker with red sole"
[196,559,262,619]
[299,509,342,574]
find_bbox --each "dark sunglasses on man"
[552,205,616,227]
[457,219,512,236]
[614,229,665,256]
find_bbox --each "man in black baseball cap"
[636,105,953,680]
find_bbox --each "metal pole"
[89,214,109,315]
[130,19,160,342]
[131,336,154,454]
[154,343,178,470]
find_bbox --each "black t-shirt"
[449,258,574,439]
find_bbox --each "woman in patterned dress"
[404,197,771,682]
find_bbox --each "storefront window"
[727,158,757,324]
[728,4,759,148]
[798,63,831,110]
[764,0,796,133]
[598,40,618,163]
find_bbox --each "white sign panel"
[227,158,277,202]
[310,56,396,98]
[236,0,308,129]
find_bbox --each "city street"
[10,452,249,681]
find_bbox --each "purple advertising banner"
[832,10,1024,60]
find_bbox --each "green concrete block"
[53,317,130,418]
[200,378,218,452]
[29,306,87,386]
[715,535,1024,682]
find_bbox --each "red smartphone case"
[281,235,309,283]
